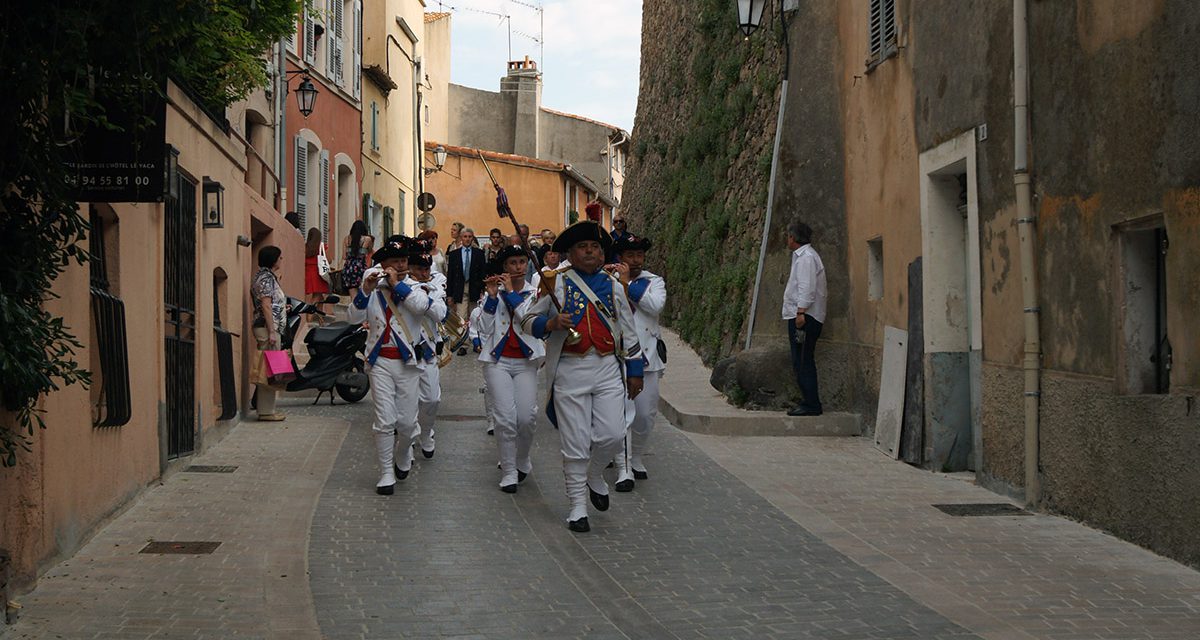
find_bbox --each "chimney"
[501,56,542,159]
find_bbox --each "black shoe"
[394,465,410,480]
[487,428,494,436]
[457,347,468,356]
[376,484,394,495]
[517,470,529,483]
[615,479,635,492]
[567,517,590,533]
[500,483,517,494]
[589,485,610,512]
[421,448,434,459]
[787,406,823,417]
[606,461,614,469]
[633,470,648,480]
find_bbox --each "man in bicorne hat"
[405,242,448,460]
[517,220,644,533]
[347,235,433,495]
[608,234,666,492]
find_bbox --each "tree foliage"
[0,1,302,466]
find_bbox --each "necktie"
[463,249,471,277]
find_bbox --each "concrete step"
[657,330,860,437]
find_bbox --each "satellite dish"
[417,192,436,212]
[417,212,436,231]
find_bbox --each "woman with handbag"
[304,228,331,324]
[341,220,374,300]
[252,245,288,422]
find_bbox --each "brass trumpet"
[539,268,583,346]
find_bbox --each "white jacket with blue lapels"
[626,270,666,373]
[346,266,433,368]
[476,280,545,363]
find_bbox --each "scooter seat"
[307,322,355,346]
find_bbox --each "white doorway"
[919,130,983,473]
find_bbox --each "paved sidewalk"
[3,415,349,639]
[5,340,1200,639]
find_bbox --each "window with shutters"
[304,9,316,64]
[383,206,394,238]
[353,0,362,99]
[370,101,380,151]
[320,150,330,243]
[294,136,308,230]
[867,0,898,70]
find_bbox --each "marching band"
[344,218,667,533]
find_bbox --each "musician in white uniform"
[477,246,545,492]
[609,234,667,491]
[517,221,644,533]
[347,236,432,495]
[406,244,448,460]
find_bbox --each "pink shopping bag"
[262,350,297,386]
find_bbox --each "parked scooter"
[281,296,370,404]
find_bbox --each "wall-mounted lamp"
[164,144,181,200]
[736,0,768,39]
[285,70,320,118]
[202,177,225,229]
[423,145,448,175]
[236,235,253,247]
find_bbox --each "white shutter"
[334,0,346,87]
[294,136,308,231]
[287,18,297,53]
[319,150,330,243]
[353,0,362,99]
[304,10,316,64]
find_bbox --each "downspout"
[277,38,288,215]
[1013,0,1041,506]
[745,3,793,350]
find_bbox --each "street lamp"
[736,0,768,39]
[423,145,448,175]
[295,77,318,118]
[202,177,225,228]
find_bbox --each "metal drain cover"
[183,465,238,473]
[140,541,222,554]
[933,503,1030,517]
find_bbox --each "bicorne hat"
[372,235,411,264]
[612,233,652,255]
[551,220,611,254]
[494,245,530,265]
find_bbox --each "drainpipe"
[276,38,288,216]
[1013,0,1041,506]
[745,2,794,350]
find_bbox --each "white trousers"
[619,370,661,475]
[484,357,539,485]
[369,357,422,470]
[418,362,441,450]
[553,354,627,519]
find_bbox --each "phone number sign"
[65,72,167,203]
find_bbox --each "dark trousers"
[787,316,823,412]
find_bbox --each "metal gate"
[165,177,197,458]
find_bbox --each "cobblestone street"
[5,355,1200,639]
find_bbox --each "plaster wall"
[448,84,516,154]
[423,14,452,145]
[0,82,300,589]
[539,110,614,195]
[284,57,362,261]
[422,151,578,242]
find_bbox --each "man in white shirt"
[781,221,827,417]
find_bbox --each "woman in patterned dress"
[341,220,374,299]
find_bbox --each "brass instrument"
[539,267,583,346]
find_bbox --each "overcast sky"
[429,0,643,131]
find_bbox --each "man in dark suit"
[447,227,486,352]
